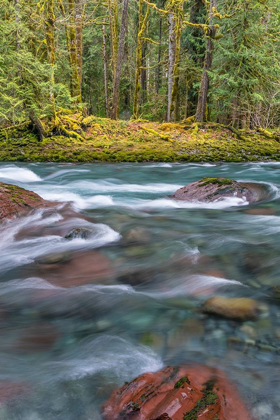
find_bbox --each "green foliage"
[0,0,72,126]
[0,0,279,130]
[209,0,280,127]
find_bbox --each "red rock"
[173,178,269,204]
[102,365,254,420]
[14,322,60,353]
[0,182,52,220]
[245,208,276,215]
[24,250,114,287]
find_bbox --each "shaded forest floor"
[1,113,280,162]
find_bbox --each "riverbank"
[1,114,280,162]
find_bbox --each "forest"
[1,0,280,138]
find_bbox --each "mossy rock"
[173,178,270,204]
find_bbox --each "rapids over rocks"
[0,162,280,419]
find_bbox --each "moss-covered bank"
[1,114,280,162]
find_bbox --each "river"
[0,162,279,420]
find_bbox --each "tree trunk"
[167,2,182,122]
[141,43,147,105]
[102,22,109,117]
[108,0,119,81]
[167,12,176,122]
[195,0,215,122]
[111,0,129,120]
[195,36,213,122]
[133,0,144,119]
[68,0,82,103]
[29,111,46,142]
[156,14,162,94]
[45,0,57,120]
[75,0,84,90]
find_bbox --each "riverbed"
[0,162,279,420]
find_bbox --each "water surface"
[0,162,280,420]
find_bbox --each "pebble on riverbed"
[202,297,259,320]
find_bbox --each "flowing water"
[0,162,280,419]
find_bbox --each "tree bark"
[195,36,214,122]
[167,12,176,122]
[141,43,147,105]
[167,1,182,122]
[195,0,215,122]
[68,0,82,103]
[156,15,162,94]
[102,22,109,117]
[29,111,46,142]
[45,0,57,120]
[75,0,84,90]
[111,0,129,119]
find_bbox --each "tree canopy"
[1,0,279,130]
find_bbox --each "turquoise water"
[0,162,280,419]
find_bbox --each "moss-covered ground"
[1,114,280,162]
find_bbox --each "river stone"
[173,177,269,204]
[202,297,259,320]
[103,365,253,420]
[121,226,151,245]
[0,182,52,220]
[64,227,93,240]
[14,322,61,353]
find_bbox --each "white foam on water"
[133,196,249,210]
[0,211,120,273]
[48,336,163,381]
[144,275,243,299]
[66,180,182,193]
[44,168,91,180]
[188,163,217,167]
[0,277,63,293]
[75,275,242,299]
[86,195,115,207]
[142,163,173,168]
[244,214,280,235]
[0,165,41,182]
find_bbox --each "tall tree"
[167,0,183,122]
[111,0,129,119]
[195,0,216,122]
[133,0,149,118]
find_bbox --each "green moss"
[1,116,280,162]
[199,177,234,187]
[174,376,190,388]
[183,379,219,420]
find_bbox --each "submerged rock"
[202,297,259,320]
[0,182,51,220]
[27,250,114,287]
[173,177,269,204]
[64,227,93,240]
[103,365,254,420]
[14,322,61,353]
[121,227,151,245]
[35,252,71,265]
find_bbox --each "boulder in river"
[173,177,269,204]
[0,182,51,220]
[103,365,254,420]
[202,296,259,320]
